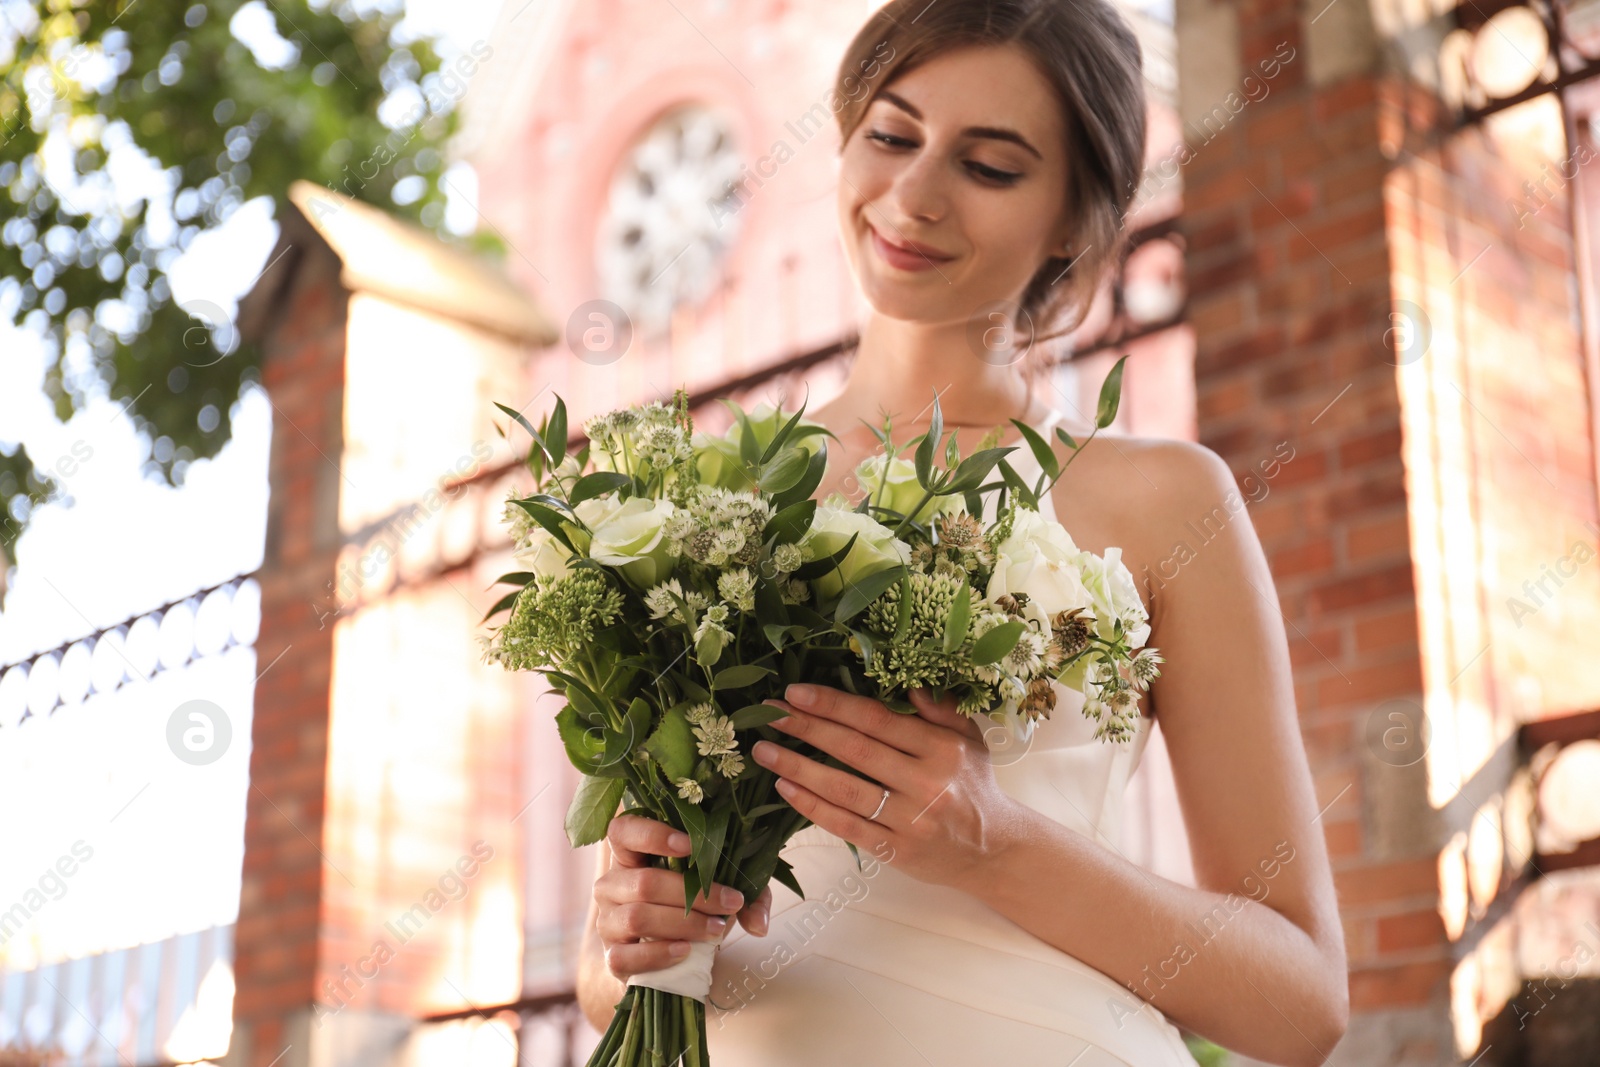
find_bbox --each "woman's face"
[836,43,1075,326]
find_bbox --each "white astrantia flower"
[717,568,757,612]
[675,777,705,803]
[715,751,744,779]
[692,713,737,758]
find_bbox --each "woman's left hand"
[752,683,1025,892]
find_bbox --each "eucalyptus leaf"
[971,619,1026,665]
[943,582,972,653]
[836,565,907,623]
[714,664,775,690]
[730,703,790,730]
[569,471,632,507]
[763,499,816,546]
[1010,418,1060,479]
[1097,354,1129,429]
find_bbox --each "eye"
[966,161,1022,185]
[865,130,915,149]
[864,130,1023,186]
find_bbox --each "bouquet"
[479,365,1161,1067]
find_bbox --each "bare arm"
[954,440,1348,1065]
[576,842,629,1032]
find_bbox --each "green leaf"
[758,446,810,494]
[914,392,943,489]
[641,705,697,780]
[1055,425,1079,451]
[760,405,809,465]
[555,705,624,777]
[714,664,775,690]
[495,401,552,462]
[1096,354,1129,430]
[771,445,829,512]
[971,620,1026,665]
[848,626,876,669]
[493,571,536,586]
[771,856,804,899]
[730,703,790,730]
[481,587,522,624]
[836,564,907,623]
[764,499,817,546]
[511,499,579,553]
[944,446,1017,494]
[995,459,1038,509]
[564,775,626,848]
[891,571,913,642]
[744,802,793,820]
[943,582,972,653]
[569,471,632,507]
[791,531,859,580]
[1010,418,1060,479]
[546,397,569,470]
[600,697,651,771]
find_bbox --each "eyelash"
[864,130,1023,186]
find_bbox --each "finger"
[780,684,934,755]
[607,813,692,868]
[754,738,896,822]
[598,900,732,947]
[596,866,747,916]
[736,885,772,936]
[772,774,891,855]
[764,703,921,789]
[603,938,696,980]
[909,686,983,738]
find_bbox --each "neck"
[840,312,1034,429]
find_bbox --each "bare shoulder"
[1049,433,1262,620]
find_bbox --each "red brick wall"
[1180,0,1600,1057]
[233,221,349,1065]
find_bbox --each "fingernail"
[668,832,691,852]
[719,886,745,909]
[707,916,728,934]
[786,684,817,708]
[752,740,775,763]
[755,906,770,936]
[670,941,690,957]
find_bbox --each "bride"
[576,1,1348,1064]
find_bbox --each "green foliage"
[0,0,478,570]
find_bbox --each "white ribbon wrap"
[625,924,732,1001]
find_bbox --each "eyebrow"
[875,89,1044,161]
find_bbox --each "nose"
[886,147,948,225]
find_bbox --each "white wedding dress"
[702,410,1200,1065]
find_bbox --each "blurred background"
[2,0,1599,1064]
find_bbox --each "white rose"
[512,526,574,585]
[574,496,677,590]
[799,504,910,600]
[854,455,962,524]
[986,507,1091,633]
[1078,546,1150,647]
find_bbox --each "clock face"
[595,106,744,337]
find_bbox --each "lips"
[867,223,954,272]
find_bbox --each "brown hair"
[832,0,1147,366]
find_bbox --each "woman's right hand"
[594,813,773,980]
